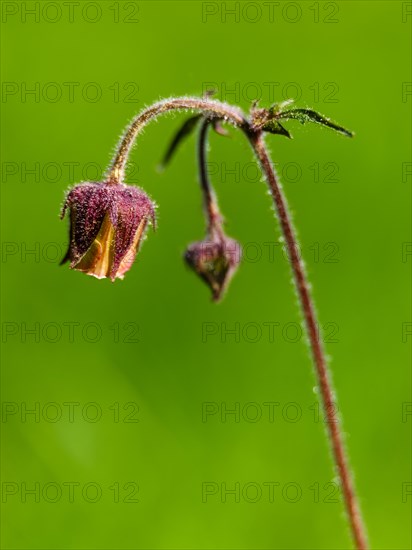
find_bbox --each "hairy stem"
[198,119,224,236]
[249,132,368,550]
[109,96,368,549]
[109,97,246,182]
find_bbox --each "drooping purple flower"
[60,181,156,281]
[185,232,241,301]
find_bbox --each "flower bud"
[185,232,241,301]
[60,181,155,281]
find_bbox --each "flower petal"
[74,214,115,279]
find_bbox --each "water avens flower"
[60,180,155,281]
[185,232,241,301]
[57,96,367,550]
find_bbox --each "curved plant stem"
[109,97,369,549]
[109,97,247,182]
[197,119,224,236]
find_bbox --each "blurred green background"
[1,1,411,548]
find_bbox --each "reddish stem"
[197,118,224,236]
[250,132,368,550]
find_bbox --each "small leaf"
[278,108,354,137]
[268,98,294,116]
[262,120,292,139]
[159,114,203,169]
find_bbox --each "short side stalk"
[197,119,224,235]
